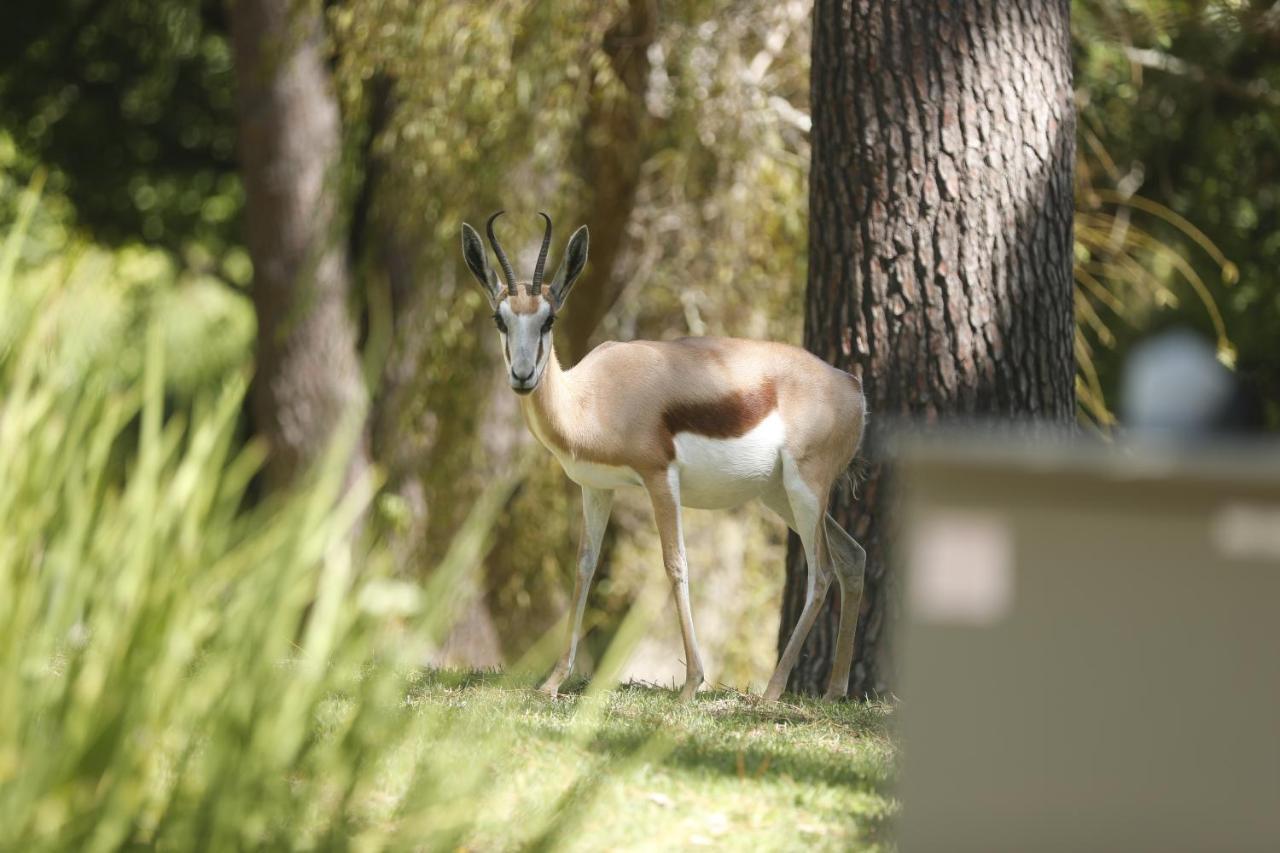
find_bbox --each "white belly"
[672,412,785,509]
[556,454,644,491]
[545,413,785,507]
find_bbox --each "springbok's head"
[461,212,589,395]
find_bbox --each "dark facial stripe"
[662,379,778,440]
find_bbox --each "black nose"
[512,368,534,383]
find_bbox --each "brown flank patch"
[662,379,777,442]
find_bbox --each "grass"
[382,671,898,852]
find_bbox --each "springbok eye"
[541,316,555,334]
[493,313,507,334]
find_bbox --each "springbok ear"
[548,225,589,309]
[461,222,501,308]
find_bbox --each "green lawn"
[393,672,898,852]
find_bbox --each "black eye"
[494,313,507,334]
[542,316,555,334]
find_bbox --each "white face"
[495,295,555,394]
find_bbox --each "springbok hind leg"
[762,468,832,702]
[822,515,866,701]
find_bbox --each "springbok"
[461,212,867,701]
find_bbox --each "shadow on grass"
[526,686,896,851]
[571,693,897,848]
[577,723,889,791]
[514,681,896,790]
[405,669,899,849]
[407,667,515,690]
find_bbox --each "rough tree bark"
[779,0,1077,697]
[230,0,370,489]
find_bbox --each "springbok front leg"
[644,467,705,702]
[540,486,613,696]
[763,461,833,701]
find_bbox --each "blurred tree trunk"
[559,0,655,364]
[348,74,505,665]
[362,75,431,559]
[780,0,1076,697]
[230,0,369,489]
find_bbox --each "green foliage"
[0,186,512,848]
[0,184,389,847]
[1073,0,1280,426]
[0,153,254,401]
[0,0,239,254]
[620,0,811,346]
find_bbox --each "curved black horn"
[531,211,553,292]
[485,210,517,289]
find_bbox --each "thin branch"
[1122,45,1280,108]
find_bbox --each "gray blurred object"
[1121,328,1263,434]
[896,434,1280,853]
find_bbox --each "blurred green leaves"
[0,154,254,401]
[0,184,530,849]
[0,0,239,255]
[1074,0,1280,427]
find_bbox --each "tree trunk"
[230,0,369,489]
[558,0,655,364]
[361,74,432,564]
[780,0,1076,697]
